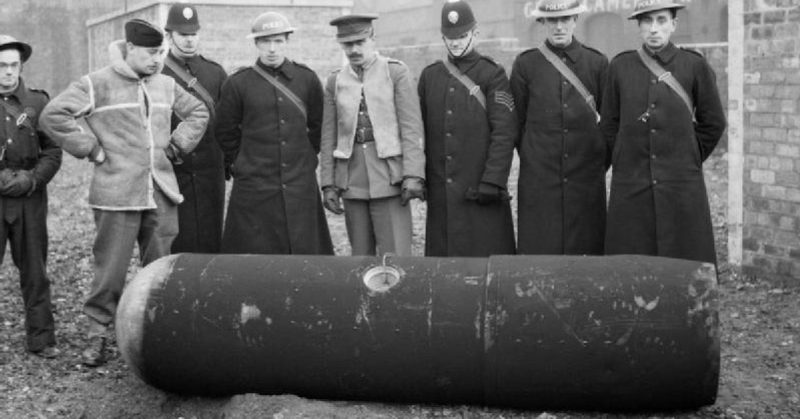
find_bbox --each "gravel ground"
[1,151,798,418]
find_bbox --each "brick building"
[736,0,800,282]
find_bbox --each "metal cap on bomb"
[329,14,378,43]
[247,12,295,39]
[529,0,587,19]
[628,0,686,19]
[441,0,477,39]
[165,3,200,33]
[0,34,32,62]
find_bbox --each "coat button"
[446,110,453,115]
[446,178,453,184]
[281,140,286,146]
[280,120,286,125]
[652,179,658,185]
[563,128,568,134]
[278,97,283,102]
[651,79,657,84]
[449,87,455,93]
[282,184,287,189]
[650,103,656,109]
[446,132,452,137]
[446,155,452,161]
[650,129,656,134]
[563,177,568,183]
[563,153,569,159]
[651,154,656,160]
[563,103,568,108]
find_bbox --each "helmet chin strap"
[172,42,197,58]
[446,31,475,59]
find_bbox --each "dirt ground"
[1,152,798,418]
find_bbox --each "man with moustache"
[41,19,208,366]
[319,14,426,256]
[215,12,333,255]
[417,0,516,257]
[0,35,62,358]
[600,0,726,264]
[510,0,608,256]
[162,3,227,254]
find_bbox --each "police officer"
[215,12,333,255]
[510,0,608,255]
[319,14,426,257]
[417,0,516,257]
[0,35,62,358]
[162,3,227,254]
[600,0,726,264]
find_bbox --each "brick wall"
[742,1,800,281]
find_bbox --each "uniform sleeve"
[509,55,528,147]
[318,74,338,188]
[214,76,243,168]
[306,73,324,154]
[693,59,726,162]
[481,65,518,188]
[594,55,610,115]
[39,76,100,160]
[32,95,63,186]
[599,59,621,168]
[390,62,426,180]
[171,81,208,153]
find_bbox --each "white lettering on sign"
[524,0,692,17]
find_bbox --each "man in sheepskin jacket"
[40,19,208,367]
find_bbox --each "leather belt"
[354,127,374,144]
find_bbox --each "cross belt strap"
[441,59,487,110]
[0,99,34,131]
[539,44,600,123]
[164,56,217,121]
[251,65,307,121]
[636,48,695,122]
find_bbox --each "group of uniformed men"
[0,0,724,366]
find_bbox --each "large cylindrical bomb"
[116,254,719,411]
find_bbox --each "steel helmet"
[0,34,32,62]
[529,0,587,19]
[247,12,295,39]
[628,0,686,19]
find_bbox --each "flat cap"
[329,14,378,43]
[125,19,164,47]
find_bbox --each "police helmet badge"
[183,7,194,20]
[448,11,459,24]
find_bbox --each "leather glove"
[165,144,183,165]
[466,182,508,205]
[322,186,344,215]
[0,170,35,197]
[0,169,14,188]
[400,176,426,206]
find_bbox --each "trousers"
[343,196,412,256]
[84,189,177,337]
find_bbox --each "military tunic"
[216,59,333,255]
[162,52,227,254]
[510,40,608,255]
[600,43,726,264]
[417,50,517,257]
[0,79,62,351]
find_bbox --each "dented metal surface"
[117,254,719,411]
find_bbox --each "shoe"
[82,336,107,367]
[31,346,60,359]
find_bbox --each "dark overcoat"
[162,52,227,253]
[215,59,333,255]
[600,43,726,264]
[418,50,517,257]
[510,40,609,255]
[0,79,62,350]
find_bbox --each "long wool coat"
[162,52,227,254]
[600,43,726,264]
[418,50,517,257]
[510,40,609,255]
[215,59,333,255]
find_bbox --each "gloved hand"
[0,170,35,197]
[400,176,426,206]
[165,144,183,165]
[322,186,344,215]
[466,182,508,205]
[0,169,14,188]
[224,164,234,181]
